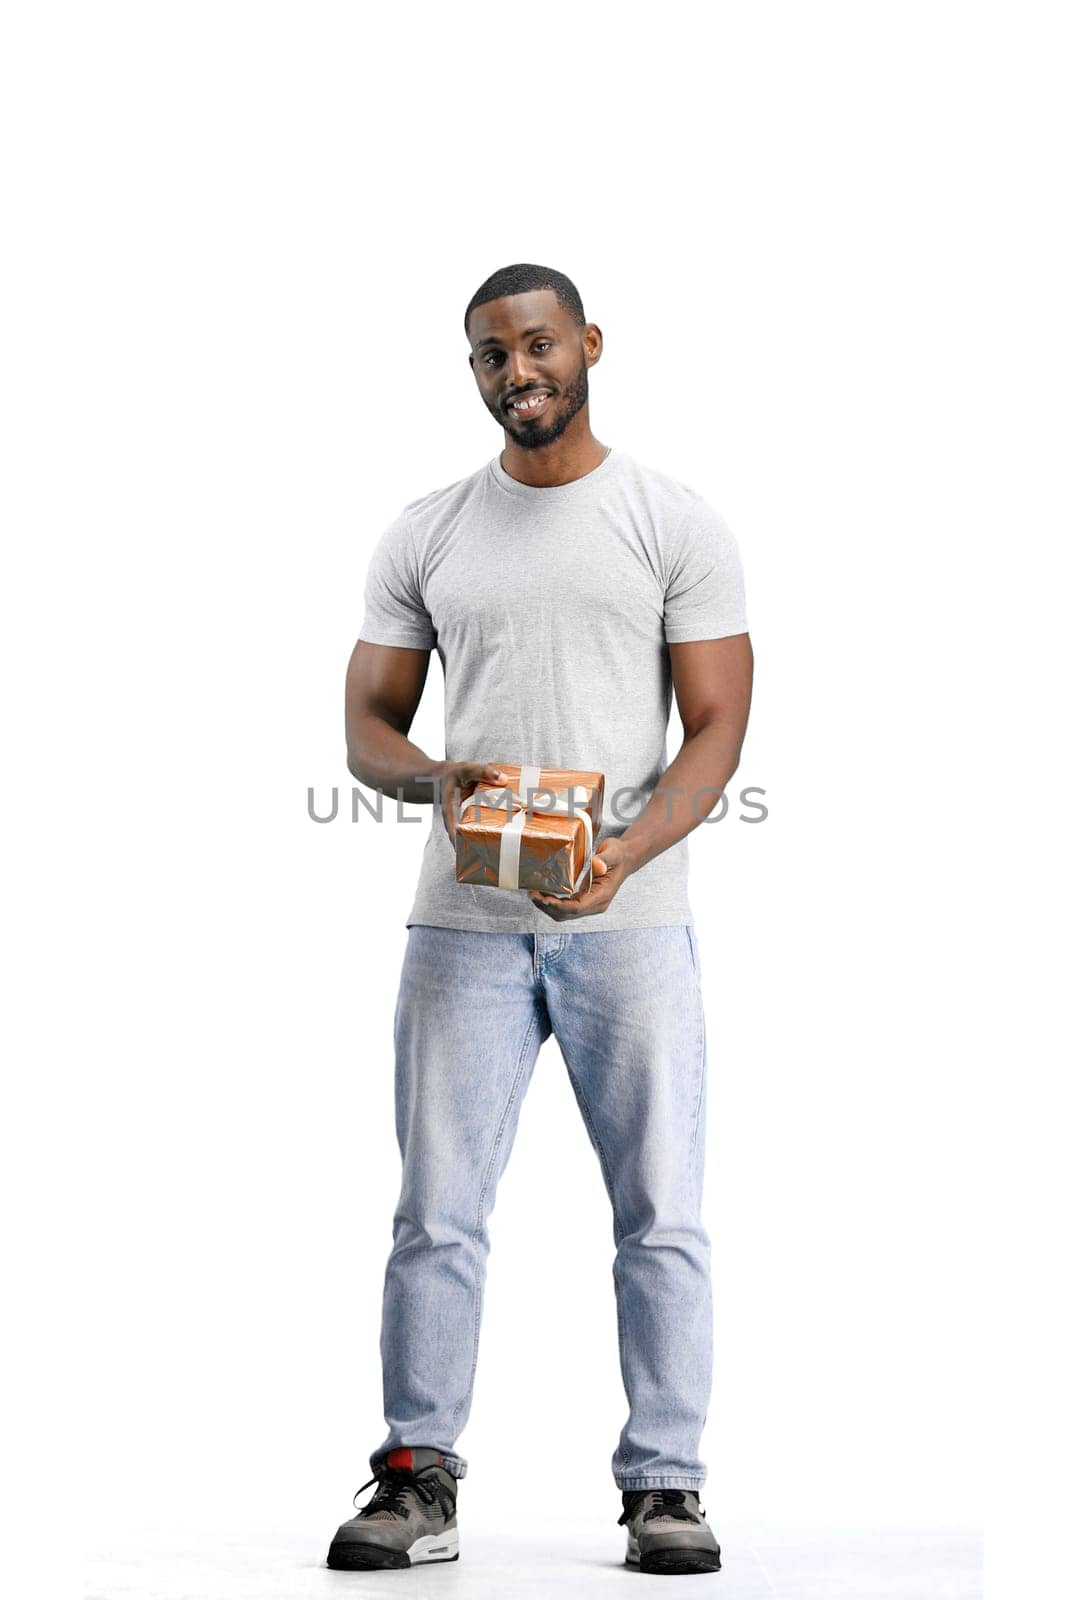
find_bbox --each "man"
[326,263,753,1576]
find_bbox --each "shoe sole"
[327,1527,459,1570]
[626,1531,721,1575]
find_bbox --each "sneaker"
[618,1487,722,1574]
[326,1447,459,1570]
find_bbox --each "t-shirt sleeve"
[357,513,437,650]
[662,501,748,643]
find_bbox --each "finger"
[531,881,602,913]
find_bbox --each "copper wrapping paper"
[454,764,605,895]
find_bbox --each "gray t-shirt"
[357,446,748,933]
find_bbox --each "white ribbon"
[459,763,595,893]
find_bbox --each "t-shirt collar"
[488,445,620,500]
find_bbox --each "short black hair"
[464,263,586,339]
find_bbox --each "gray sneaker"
[619,1487,722,1574]
[326,1447,459,1570]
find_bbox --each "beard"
[489,360,590,452]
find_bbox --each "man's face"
[468,289,591,451]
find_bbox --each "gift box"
[455,762,605,896]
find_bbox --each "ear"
[582,324,604,367]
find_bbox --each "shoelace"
[618,1488,701,1526]
[352,1464,450,1521]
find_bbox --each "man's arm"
[527,632,754,921]
[345,639,442,803]
[616,632,754,875]
[345,640,506,832]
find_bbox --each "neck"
[499,421,610,488]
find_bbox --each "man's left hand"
[528,836,632,921]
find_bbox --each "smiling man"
[327,263,753,1576]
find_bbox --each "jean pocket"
[685,924,702,982]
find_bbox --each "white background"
[3,4,1062,1597]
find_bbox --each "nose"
[505,351,538,391]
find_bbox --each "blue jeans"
[369,925,713,1491]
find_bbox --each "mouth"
[505,389,553,418]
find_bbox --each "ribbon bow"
[458,762,595,893]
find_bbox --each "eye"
[533,340,551,351]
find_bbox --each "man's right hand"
[439,760,510,847]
